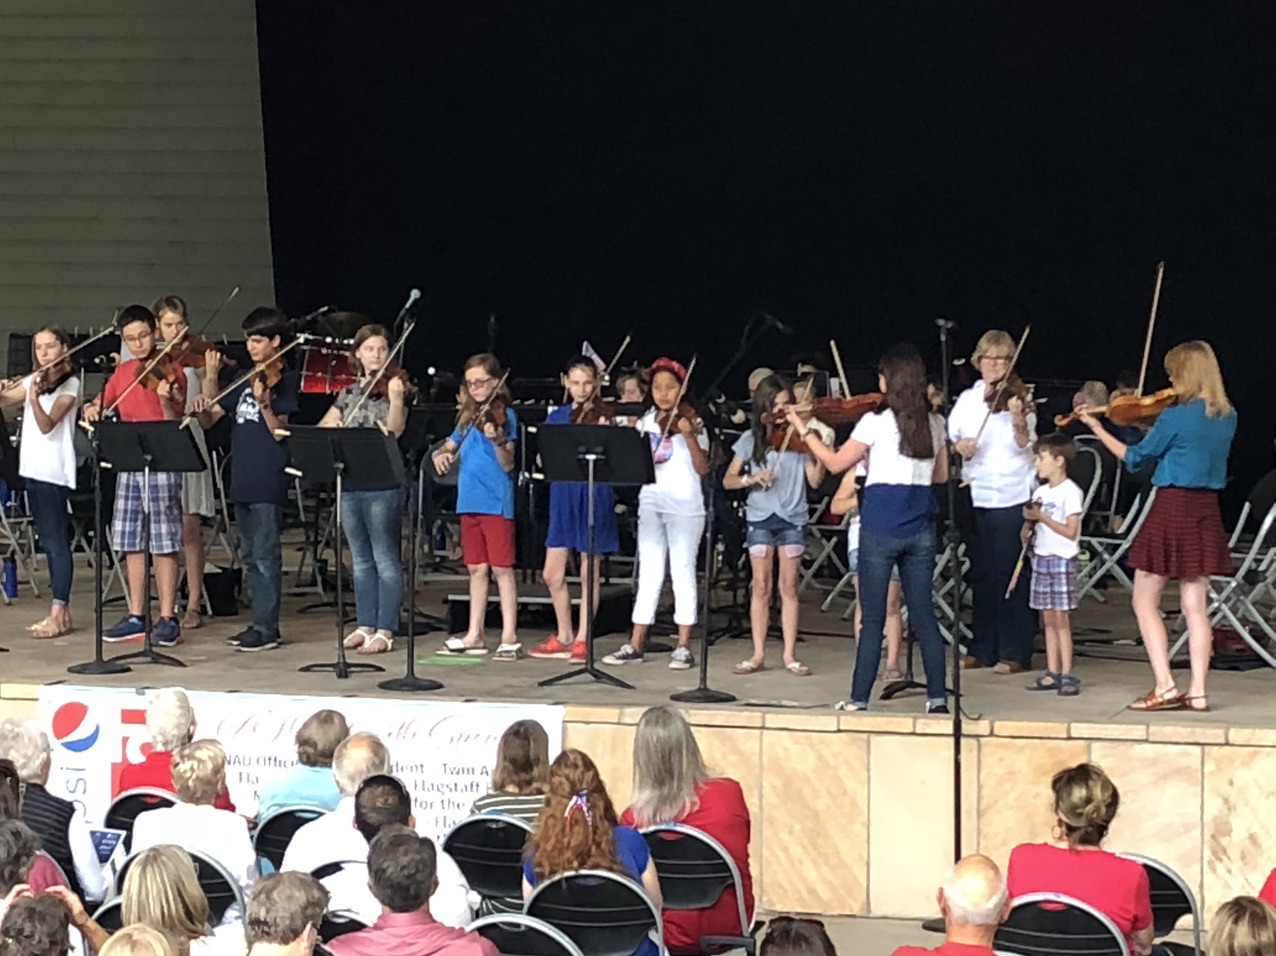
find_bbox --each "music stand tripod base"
[670,685,736,704]
[68,658,131,676]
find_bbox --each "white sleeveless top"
[19,373,81,489]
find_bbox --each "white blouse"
[947,380,1037,508]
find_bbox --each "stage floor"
[1,568,1272,730]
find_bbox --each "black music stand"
[538,424,652,690]
[287,426,399,679]
[68,424,127,675]
[94,421,204,669]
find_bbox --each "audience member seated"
[244,872,329,956]
[1006,763,1153,956]
[756,918,837,956]
[129,741,258,921]
[1209,896,1276,956]
[99,924,177,956]
[0,760,61,895]
[1259,870,1276,909]
[0,721,108,903]
[0,822,92,956]
[329,826,497,956]
[620,705,753,954]
[468,720,550,826]
[890,854,1009,956]
[256,711,349,823]
[523,749,662,956]
[120,845,246,954]
[280,734,470,928]
[117,689,235,812]
[0,894,70,956]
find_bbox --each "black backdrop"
[255,2,1273,511]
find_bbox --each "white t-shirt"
[18,373,81,489]
[947,380,1037,508]
[1031,477,1085,559]
[852,410,945,488]
[636,408,709,518]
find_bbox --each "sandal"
[26,616,54,633]
[181,609,203,630]
[30,617,72,639]
[357,632,394,655]
[785,660,812,677]
[1027,671,1061,691]
[343,626,374,650]
[1183,695,1211,713]
[1127,687,1184,711]
[1058,674,1082,697]
[441,636,490,655]
[732,659,766,675]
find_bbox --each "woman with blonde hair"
[470,720,551,825]
[522,750,661,956]
[121,846,243,953]
[1079,340,1236,712]
[1006,763,1153,955]
[1210,896,1276,956]
[99,924,176,956]
[621,706,753,954]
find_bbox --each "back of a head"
[246,872,330,949]
[332,733,391,797]
[0,760,21,820]
[122,845,210,946]
[1210,896,1276,956]
[242,307,289,341]
[941,854,1008,929]
[0,720,51,785]
[169,740,226,806]
[0,894,70,956]
[629,705,708,828]
[295,710,350,769]
[530,748,623,880]
[758,918,837,956]
[367,825,437,914]
[354,774,412,843]
[146,689,195,752]
[0,821,40,895]
[1051,763,1119,849]
[491,720,551,796]
[98,924,176,956]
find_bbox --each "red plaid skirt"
[1129,487,1233,579]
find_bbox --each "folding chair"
[800,498,850,593]
[469,914,587,956]
[1075,487,1157,605]
[442,813,533,914]
[1070,444,1103,515]
[254,805,329,872]
[104,787,175,853]
[994,892,1130,956]
[1117,853,1202,956]
[526,869,662,956]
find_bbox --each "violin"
[569,396,616,424]
[168,334,219,370]
[1054,387,1176,429]
[985,373,1033,414]
[655,401,698,433]
[33,358,75,395]
[366,361,417,401]
[141,353,186,405]
[256,358,284,390]
[778,393,885,426]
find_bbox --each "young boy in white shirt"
[1021,433,1086,696]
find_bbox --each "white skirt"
[181,424,216,518]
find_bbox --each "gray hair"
[332,733,392,796]
[0,720,51,783]
[942,862,1009,926]
[626,706,709,828]
[145,688,195,752]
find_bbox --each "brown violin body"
[140,355,187,408]
[257,358,284,390]
[986,373,1032,414]
[478,398,508,430]
[34,358,74,395]
[810,393,885,425]
[569,397,616,424]
[1054,387,1176,429]
[168,334,218,369]
[768,428,809,454]
[367,362,417,401]
[655,401,698,433]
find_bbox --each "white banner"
[37,686,563,843]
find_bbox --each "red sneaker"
[528,636,572,659]
[570,640,587,662]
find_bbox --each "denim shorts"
[746,514,805,549]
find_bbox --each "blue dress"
[544,405,620,553]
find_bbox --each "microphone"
[486,314,498,353]
[403,288,421,312]
[935,317,957,330]
[760,312,796,335]
[289,305,334,330]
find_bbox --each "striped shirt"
[469,791,545,828]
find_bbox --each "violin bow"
[346,316,418,422]
[1135,261,1166,398]
[190,285,241,341]
[971,324,1031,444]
[1005,497,1042,598]
[602,334,632,384]
[181,334,312,428]
[455,369,512,447]
[657,356,699,446]
[101,336,185,420]
[777,374,817,454]
[0,321,119,392]
[829,339,851,398]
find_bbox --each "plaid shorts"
[111,471,184,554]
[1030,553,1079,611]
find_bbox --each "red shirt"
[893,943,998,956]
[99,359,182,422]
[621,777,753,955]
[1006,843,1151,949]
[1260,869,1276,907]
[116,748,236,812]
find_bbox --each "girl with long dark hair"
[788,344,949,712]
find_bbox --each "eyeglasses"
[465,377,496,389]
[122,333,153,346]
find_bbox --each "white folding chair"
[1075,487,1157,604]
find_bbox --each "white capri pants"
[631,509,705,626]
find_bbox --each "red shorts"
[460,514,516,568]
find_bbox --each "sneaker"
[834,699,867,712]
[492,643,523,662]
[152,617,182,648]
[926,701,951,715]
[569,640,587,662]
[602,644,644,666]
[103,615,146,643]
[528,636,573,660]
[668,646,694,670]
[238,630,281,652]
[226,626,259,647]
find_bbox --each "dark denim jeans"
[341,488,403,631]
[852,524,948,707]
[237,502,283,637]
[968,503,1037,668]
[26,479,72,604]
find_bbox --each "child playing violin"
[82,305,195,647]
[604,357,710,670]
[722,374,828,676]
[529,356,620,661]
[317,323,410,656]
[432,353,522,660]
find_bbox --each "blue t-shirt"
[219,370,300,506]
[1123,399,1236,490]
[450,408,519,517]
[731,431,809,526]
[256,763,343,823]
[523,825,655,956]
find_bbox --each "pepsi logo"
[50,702,100,753]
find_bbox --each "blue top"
[220,370,300,505]
[523,825,655,956]
[544,405,618,553]
[450,408,519,517]
[256,763,344,822]
[731,431,810,527]
[1123,399,1236,490]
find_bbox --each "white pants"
[631,509,705,626]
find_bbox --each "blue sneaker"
[152,617,182,647]
[103,615,145,643]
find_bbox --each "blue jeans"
[341,488,403,631]
[237,502,283,636]
[969,504,1036,668]
[852,525,948,707]
[26,479,72,604]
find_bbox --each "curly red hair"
[528,749,625,880]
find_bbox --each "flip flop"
[343,626,374,650]
[732,659,766,675]
[785,660,811,677]
[356,633,394,655]
[441,637,490,656]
